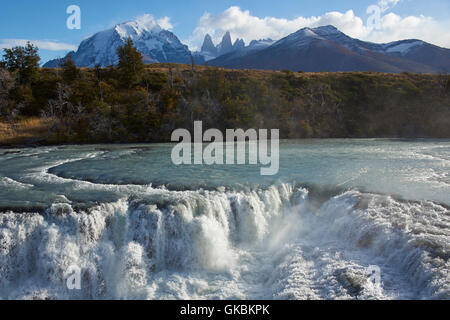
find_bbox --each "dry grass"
[0,117,52,146]
[143,63,438,82]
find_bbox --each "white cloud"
[186,6,450,51]
[0,39,77,51]
[132,14,173,31]
[367,13,450,46]
[157,16,174,31]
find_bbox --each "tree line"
[0,39,449,145]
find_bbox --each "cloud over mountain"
[186,6,450,51]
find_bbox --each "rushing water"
[0,139,449,300]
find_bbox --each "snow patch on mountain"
[384,40,425,54]
[115,14,163,38]
[248,39,275,49]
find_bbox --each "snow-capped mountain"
[248,39,276,50]
[233,38,245,51]
[202,38,276,66]
[217,31,234,56]
[44,15,202,67]
[197,32,247,61]
[296,25,436,60]
[200,34,217,61]
[209,25,450,73]
[44,20,450,73]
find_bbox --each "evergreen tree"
[117,38,145,89]
[2,42,40,84]
[62,55,79,83]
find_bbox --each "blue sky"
[1,0,449,64]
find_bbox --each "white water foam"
[0,183,448,300]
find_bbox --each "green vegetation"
[117,38,145,89]
[1,42,40,85]
[0,41,449,146]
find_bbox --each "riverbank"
[1,65,449,146]
[0,118,52,146]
